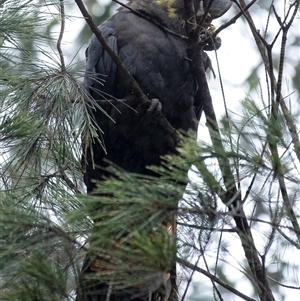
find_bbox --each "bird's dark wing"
[83,23,122,193]
[84,25,118,99]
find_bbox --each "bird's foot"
[136,98,162,115]
[198,27,222,51]
[147,98,162,113]
[203,36,221,51]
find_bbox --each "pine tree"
[1,1,299,301]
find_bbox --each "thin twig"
[213,43,240,191]
[238,0,300,244]
[50,145,81,194]
[237,0,300,167]
[273,4,294,104]
[238,1,299,251]
[201,238,225,301]
[273,3,300,166]
[276,226,300,249]
[263,0,275,39]
[177,222,236,232]
[267,276,300,289]
[177,257,257,301]
[181,254,201,301]
[183,1,277,300]
[6,219,87,251]
[231,0,270,49]
[213,0,258,37]
[57,0,66,71]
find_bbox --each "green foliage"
[0,191,80,300]
[0,2,92,299]
[1,1,299,301]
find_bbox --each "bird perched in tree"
[78,1,232,301]
[82,0,232,192]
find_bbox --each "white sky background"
[57,1,300,300]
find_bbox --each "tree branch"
[57,0,66,71]
[237,0,300,243]
[177,257,257,301]
[177,222,236,233]
[183,1,276,300]
[213,0,258,37]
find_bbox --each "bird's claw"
[147,98,162,113]
[136,98,162,116]
[198,27,222,51]
[203,36,222,51]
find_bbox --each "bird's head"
[126,0,232,31]
[152,0,232,21]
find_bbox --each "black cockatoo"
[78,1,232,300]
